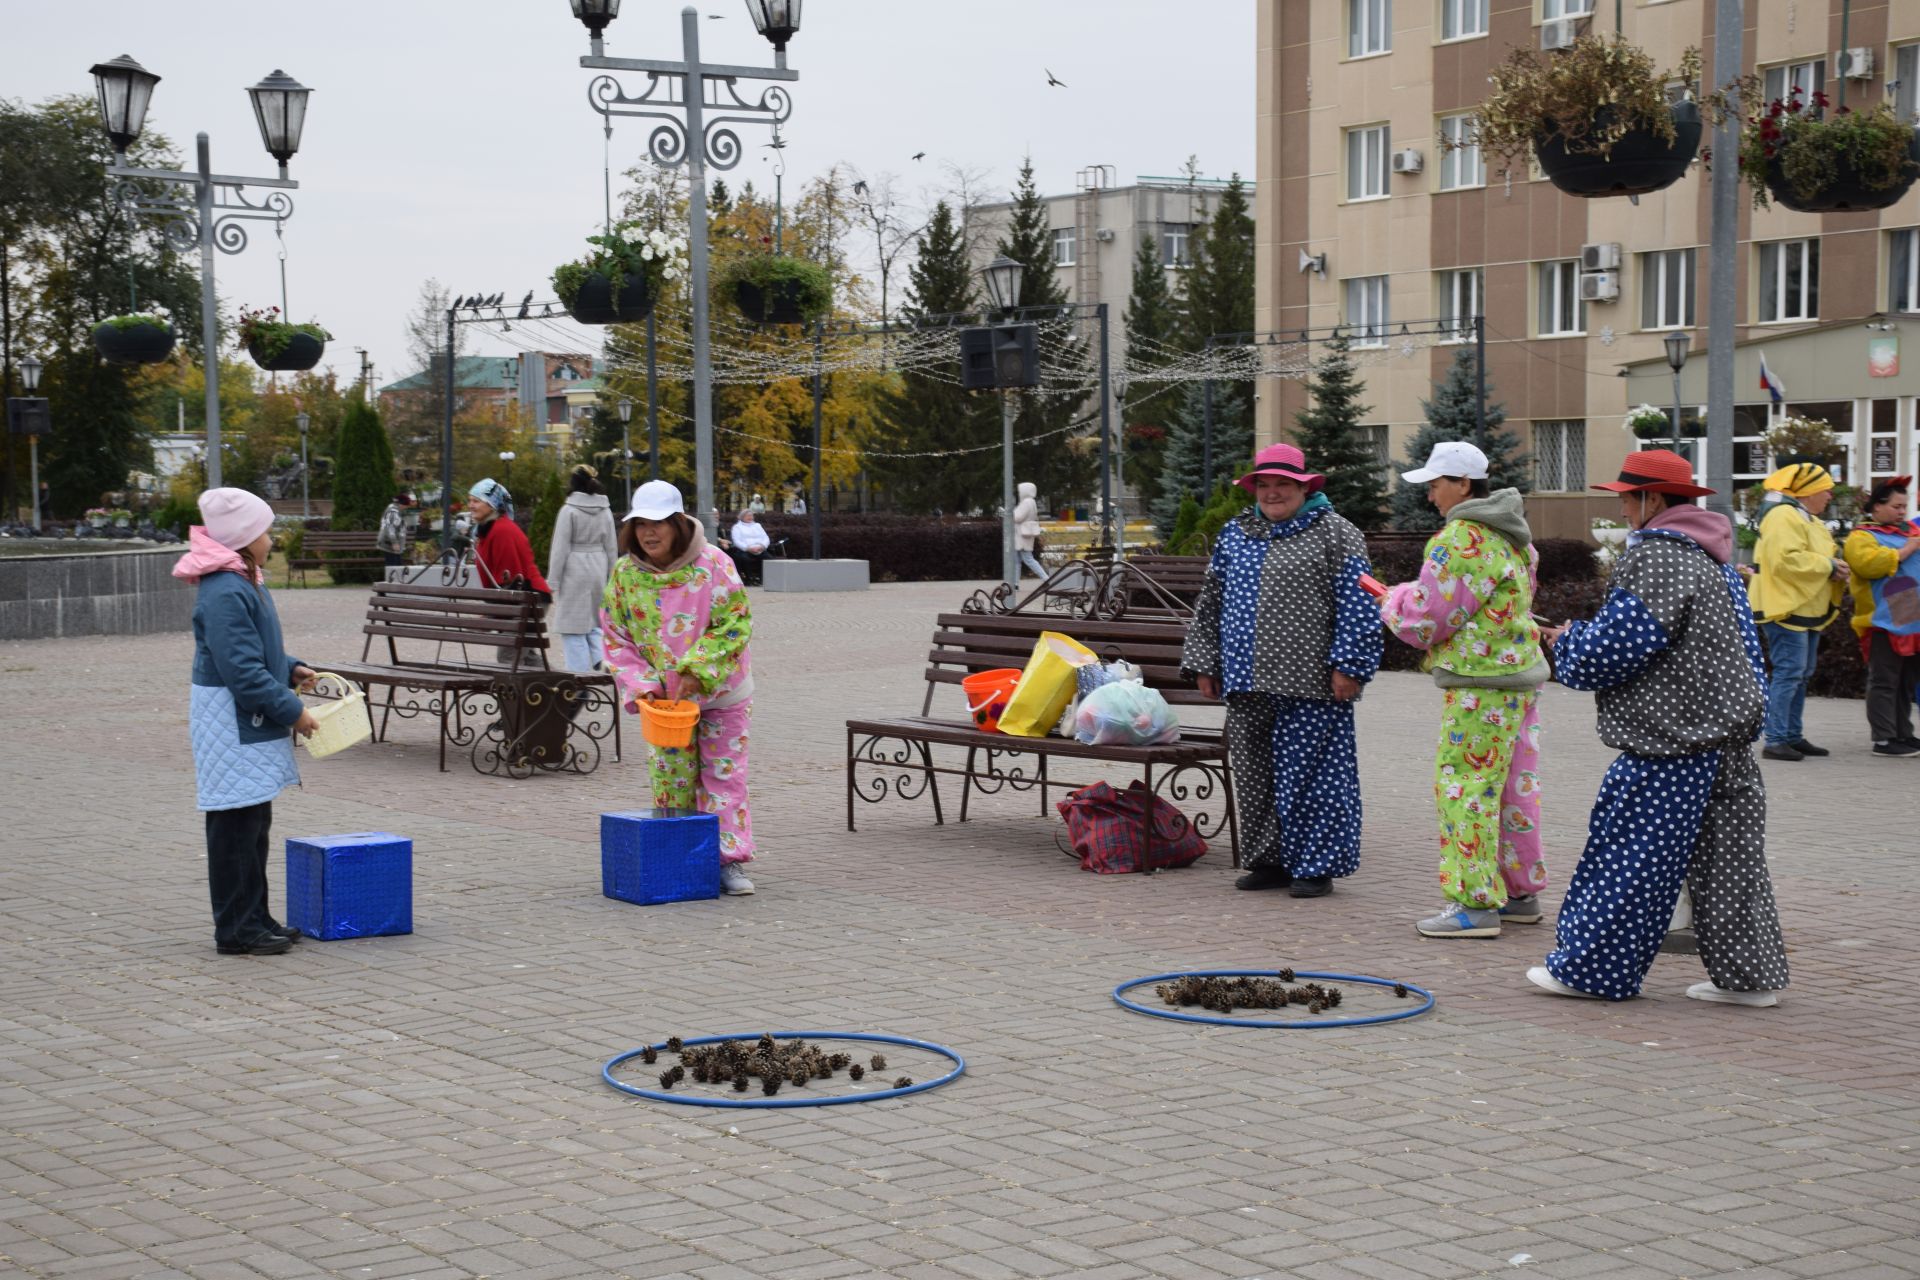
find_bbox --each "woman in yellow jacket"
[1841,475,1920,756]
[1748,461,1849,760]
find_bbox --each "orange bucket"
[961,668,1023,733]
[639,698,701,749]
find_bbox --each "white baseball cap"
[1402,441,1490,484]
[624,479,685,522]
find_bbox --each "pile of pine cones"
[1153,972,1351,1016]
[643,1034,911,1096]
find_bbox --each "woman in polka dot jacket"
[1379,442,1550,940]
[1180,444,1383,899]
[1528,451,1788,1007]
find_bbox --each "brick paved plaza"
[2,579,1917,1280]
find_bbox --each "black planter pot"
[248,331,326,372]
[92,319,176,365]
[1764,129,1920,213]
[1535,102,1702,199]
[733,279,809,326]
[565,270,656,325]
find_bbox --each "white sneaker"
[719,864,756,896]
[1526,965,1602,999]
[1686,981,1776,1007]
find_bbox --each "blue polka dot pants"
[1225,693,1362,879]
[1546,749,1785,1000]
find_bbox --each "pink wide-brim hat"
[1234,443,1326,495]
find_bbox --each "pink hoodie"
[171,526,262,584]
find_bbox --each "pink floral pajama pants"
[647,699,754,864]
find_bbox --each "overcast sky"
[5,1,1253,390]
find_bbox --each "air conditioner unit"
[1579,271,1621,303]
[1540,18,1577,51]
[1391,148,1424,174]
[1580,242,1622,272]
[1838,47,1874,80]
[1093,228,1115,242]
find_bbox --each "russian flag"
[1758,352,1786,404]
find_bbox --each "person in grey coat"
[547,465,619,671]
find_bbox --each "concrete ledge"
[0,546,192,640]
[762,558,870,592]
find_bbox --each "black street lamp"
[1664,330,1692,445]
[617,395,636,505]
[11,355,48,531]
[744,0,802,54]
[295,410,311,518]
[980,254,1024,316]
[978,257,1027,588]
[87,54,161,157]
[569,0,623,54]
[246,70,313,177]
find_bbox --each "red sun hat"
[1234,443,1326,495]
[1591,449,1715,498]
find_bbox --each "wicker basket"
[303,673,373,759]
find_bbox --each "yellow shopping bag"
[997,631,1098,738]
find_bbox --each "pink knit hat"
[197,487,275,551]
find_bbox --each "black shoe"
[1789,738,1830,757]
[1761,743,1805,761]
[1872,740,1920,757]
[1900,736,1920,750]
[1288,876,1334,898]
[275,926,304,943]
[217,934,292,956]
[1234,866,1292,891]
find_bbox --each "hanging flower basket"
[92,314,176,365]
[237,305,329,372]
[721,254,833,327]
[1747,94,1920,212]
[552,222,685,326]
[1624,405,1675,440]
[1535,102,1702,198]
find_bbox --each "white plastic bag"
[1061,660,1145,736]
[1073,679,1181,746]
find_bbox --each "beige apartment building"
[1255,0,1920,538]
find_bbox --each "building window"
[1161,224,1191,268]
[1542,0,1593,16]
[1347,124,1391,201]
[1438,114,1484,190]
[1051,227,1076,268]
[1898,45,1920,124]
[1534,421,1587,492]
[1758,238,1819,323]
[1440,0,1487,39]
[1349,0,1391,57]
[1345,275,1390,346]
[1640,248,1696,330]
[1537,260,1586,336]
[1762,59,1825,109]
[1893,229,1920,313]
[1439,268,1482,341]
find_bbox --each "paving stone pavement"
[1,578,1917,1280]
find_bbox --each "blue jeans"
[1760,622,1821,746]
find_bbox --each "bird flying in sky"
[911,151,926,161]
[1045,69,1067,87]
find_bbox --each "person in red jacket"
[467,477,551,666]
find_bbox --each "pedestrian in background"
[1842,475,1920,756]
[1012,481,1046,578]
[1748,461,1849,761]
[376,492,414,568]
[173,488,318,957]
[547,465,618,673]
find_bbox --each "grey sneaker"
[1416,904,1501,938]
[1686,981,1777,1007]
[1526,965,1602,999]
[1499,895,1543,925]
[719,864,756,896]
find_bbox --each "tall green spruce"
[1150,382,1248,532]
[1389,348,1530,531]
[998,158,1092,511]
[870,200,999,512]
[1121,232,1179,504]
[1292,334,1386,529]
[332,397,395,530]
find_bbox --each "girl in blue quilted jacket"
[172,489,318,957]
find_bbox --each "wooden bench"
[845,607,1238,869]
[314,581,620,775]
[1112,553,1208,618]
[287,529,394,587]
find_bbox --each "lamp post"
[89,55,311,490]
[12,356,47,531]
[1664,330,1692,448]
[295,409,311,518]
[567,2,798,539]
[980,255,1024,590]
[616,395,635,505]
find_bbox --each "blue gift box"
[601,809,721,905]
[285,832,413,940]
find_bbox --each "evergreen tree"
[1122,233,1178,503]
[869,201,999,512]
[1389,348,1529,531]
[1178,174,1255,351]
[1292,335,1386,530]
[331,397,395,532]
[1152,380,1252,531]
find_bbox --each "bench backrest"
[922,610,1212,716]
[305,530,383,551]
[360,581,548,671]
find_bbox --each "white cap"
[1402,441,1490,484]
[624,479,685,522]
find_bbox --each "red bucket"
[960,668,1022,733]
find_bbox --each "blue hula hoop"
[1113,970,1435,1028]
[602,1031,966,1108]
